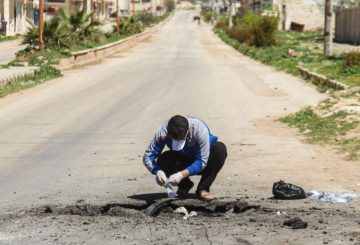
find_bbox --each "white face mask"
[170,130,188,151]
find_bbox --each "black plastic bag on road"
[272,180,306,200]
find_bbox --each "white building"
[0,0,29,36]
[109,0,161,16]
[0,0,162,36]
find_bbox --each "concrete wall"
[335,8,360,44]
[274,0,325,31]
[239,0,325,30]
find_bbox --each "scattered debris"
[39,199,262,219]
[174,207,197,220]
[145,198,175,217]
[233,201,259,214]
[283,217,308,229]
[307,190,359,203]
[276,211,287,216]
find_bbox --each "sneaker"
[177,180,194,198]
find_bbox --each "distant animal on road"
[193,15,201,25]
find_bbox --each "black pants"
[156,142,227,192]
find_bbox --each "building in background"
[273,0,324,31]
[42,0,112,19]
[1,0,29,36]
[108,0,131,17]
[0,0,160,36]
[108,0,158,17]
[239,0,325,31]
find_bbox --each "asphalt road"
[0,11,359,213]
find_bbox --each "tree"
[324,0,333,57]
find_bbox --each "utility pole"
[116,0,120,34]
[91,0,94,20]
[229,0,234,28]
[282,4,287,31]
[133,0,135,16]
[39,0,44,51]
[324,0,333,57]
[151,0,153,15]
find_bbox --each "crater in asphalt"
[38,200,260,218]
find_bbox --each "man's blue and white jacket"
[143,117,218,176]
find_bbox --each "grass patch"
[280,108,356,144]
[215,28,324,76]
[339,138,360,160]
[69,33,130,52]
[0,65,61,98]
[15,48,71,66]
[280,107,359,159]
[0,34,20,42]
[214,27,360,88]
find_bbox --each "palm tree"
[23,17,70,49]
[23,8,104,49]
[58,8,104,45]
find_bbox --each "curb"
[57,13,174,71]
[0,67,39,87]
[297,66,349,90]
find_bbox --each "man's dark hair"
[167,115,189,139]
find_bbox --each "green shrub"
[252,15,278,46]
[119,17,143,35]
[202,10,215,23]
[137,11,155,26]
[228,24,254,45]
[165,0,176,12]
[215,15,229,30]
[343,51,360,67]
[225,12,278,47]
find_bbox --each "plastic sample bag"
[307,190,359,203]
[166,183,177,198]
[272,180,306,200]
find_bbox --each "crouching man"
[143,115,227,201]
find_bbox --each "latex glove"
[169,172,184,186]
[155,170,168,186]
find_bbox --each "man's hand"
[169,172,184,186]
[155,170,168,186]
